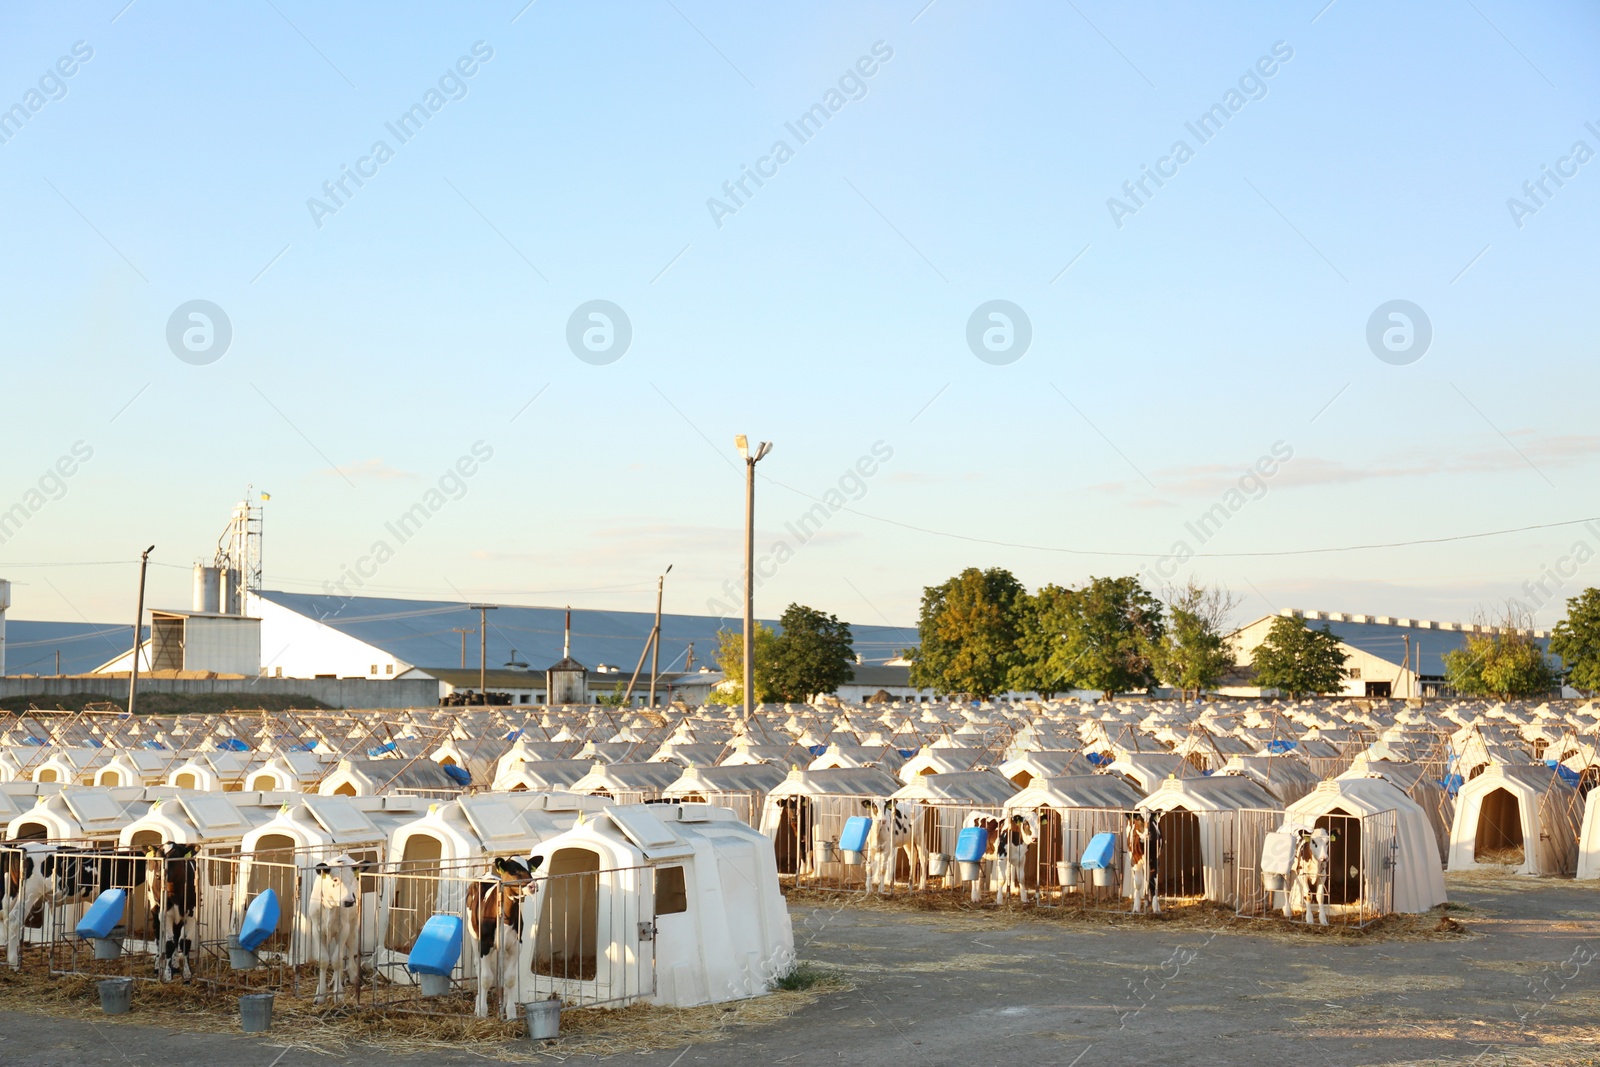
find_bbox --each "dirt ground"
[3,869,1598,1067]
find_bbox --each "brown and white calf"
[1284,828,1330,926]
[466,855,540,1019]
[1124,810,1162,915]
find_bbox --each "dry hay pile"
[786,886,1473,944]
[0,961,850,1061]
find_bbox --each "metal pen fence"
[17,842,663,1012]
[771,799,1407,926]
[1233,808,1398,928]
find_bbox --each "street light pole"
[734,436,772,723]
[128,545,155,717]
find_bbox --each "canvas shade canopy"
[1280,776,1447,914]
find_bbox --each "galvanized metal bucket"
[525,997,561,1042]
[98,977,133,1016]
[419,972,452,997]
[240,992,274,1033]
[1057,861,1080,887]
[1091,866,1114,887]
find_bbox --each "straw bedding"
[786,886,1473,944]
[0,959,851,1060]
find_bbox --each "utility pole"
[649,564,672,708]
[451,628,472,670]
[734,436,772,723]
[128,546,154,717]
[469,605,496,702]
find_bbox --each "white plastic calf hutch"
[1139,775,1283,906]
[6,786,170,842]
[1266,777,1446,918]
[317,758,463,797]
[517,802,793,1007]
[1003,774,1145,891]
[1578,786,1600,880]
[166,751,258,791]
[1447,764,1579,876]
[491,758,595,793]
[758,766,903,879]
[245,752,327,792]
[374,792,612,980]
[662,763,787,827]
[237,794,425,961]
[94,751,178,788]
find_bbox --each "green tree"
[1152,581,1241,700]
[596,680,630,708]
[907,567,1027,699]
[710,623,780,705]
[1444,624,1557,700]
[1056,575,1165,699]
[1550,588,1600,695]
[768,603,855,701]
[1250,615,1349,697]
[1008,584,1078,698]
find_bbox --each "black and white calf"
[861,799,930,893]
[994,813,1038,905]
[0,847,51,970]
[145,843,198,981]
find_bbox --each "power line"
[758,476,1600,560]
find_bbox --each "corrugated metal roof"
[1278,616,1553,678]
[1,621,146,676]
[254,590,914,672]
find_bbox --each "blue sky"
[1,0,1597,636]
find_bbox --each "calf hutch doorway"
[1156,810,1203,898]
[1475,787,1526,865]
[775,799,809,876]
[387,834,443,952]
[245,833,299,950]
[1315,810,1362,906]
[535,847,601,981]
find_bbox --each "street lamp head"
[664,564,673,576]
[734,434,749,459]
[754,441,772,462]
